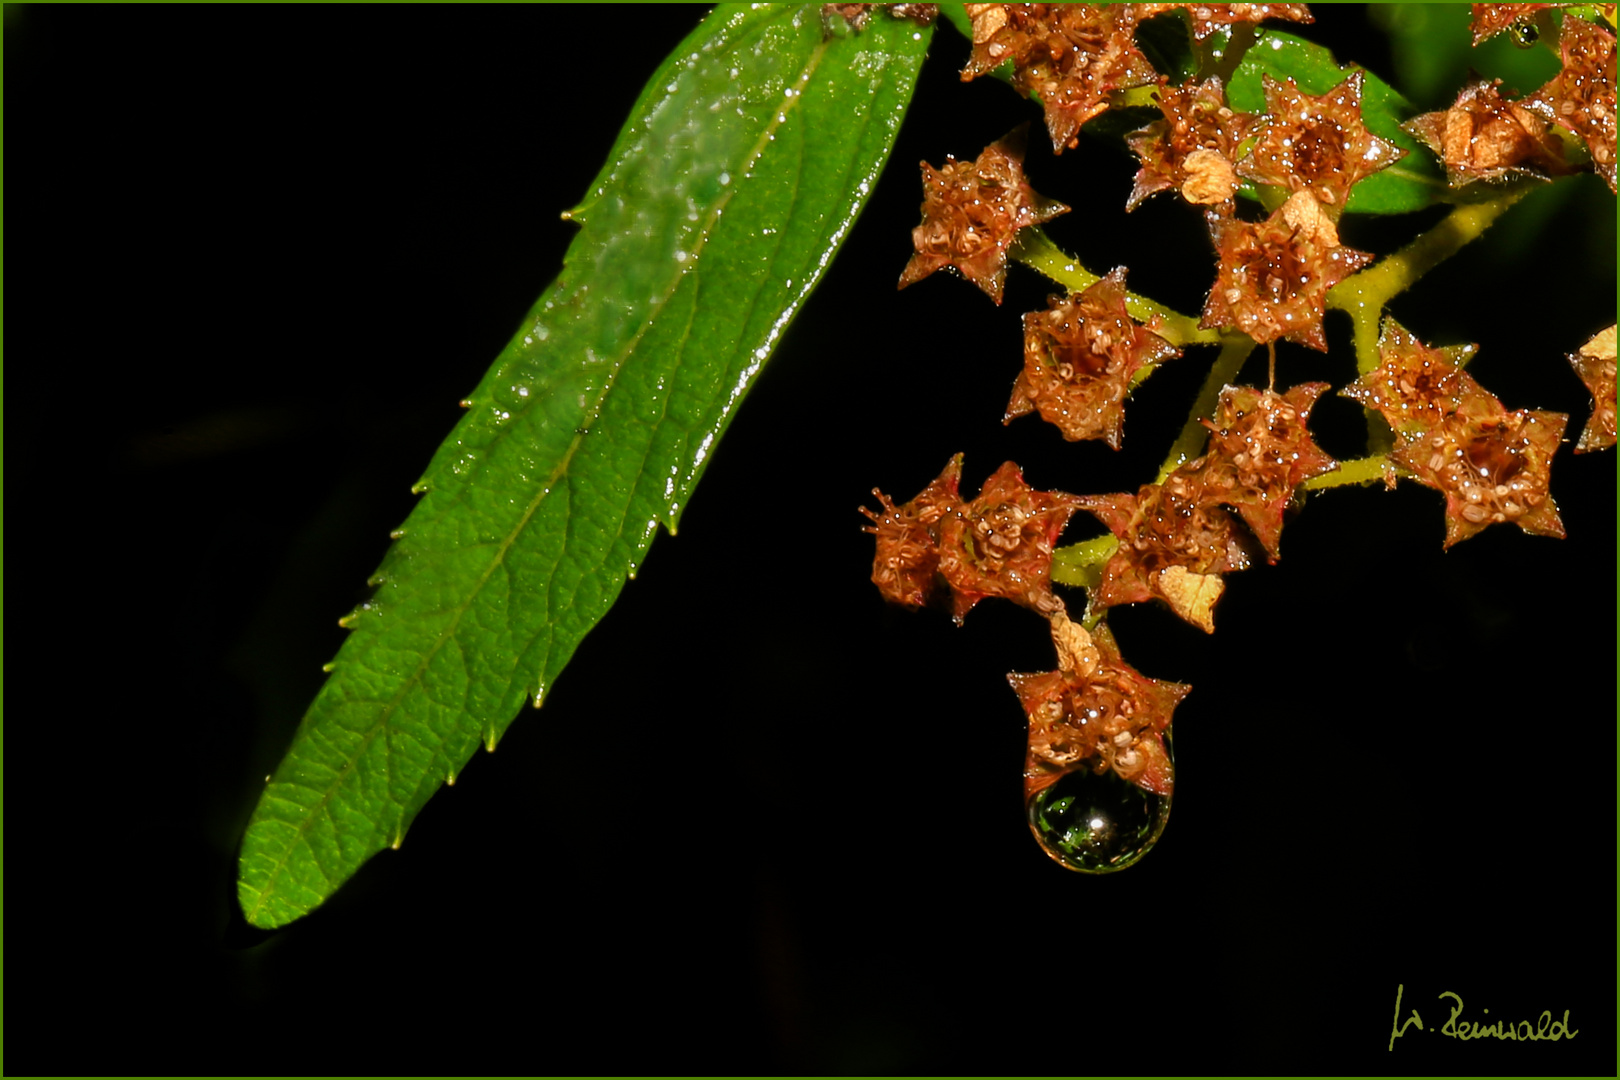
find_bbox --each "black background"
[8,4,1615,1074]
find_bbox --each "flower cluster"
[1134,3,1312,41]
[861,455,1083,623]
[1125,61,1404,218]
[934,2,1613,328]
[960,4,1161,152]
[962,4,1314,153]
[1450,5,1617,191]
[1200,189,1374,350]
[1009,614,1189,798]
[819,3,939,36]
[1469,3,1560,46]
[1345,319,1569,548]
[1125,75,1257,209]
[859,454,965,611]
[867,3,1608,877]
[1074,379,1336,630]
[1005,268,1182,447]
[1403,77,1573,189]
[1340,319,1486,435]
[896,127,1068,304]
[1528,13,1618,192]
[1129,74,1391,351]
[1126,66,1403,348]
[1239,72,1407,209]
[1074,475,1250,632]
[1188,382,1338,559]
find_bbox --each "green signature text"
[1389,984,1579,1051]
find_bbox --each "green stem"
[1156,334,1257,482]
[1199,21,1259,83]
[1012,227,1102,292]
[1011,228,1223,348]
[1327,188,1531,375]
[1302,454,1393,491]
[1049,337,1251,599]
[1039,188,1531,607]
[1052,533,1118,591]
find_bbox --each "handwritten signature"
[1389,984,1578,1050]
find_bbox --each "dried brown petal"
[936,460,1084,621]
[1152,565,1225,632]
[1199,193,1374,350]
[1051,611,1102,676]
[1237,72,1407,210]
[1277,184,1340,245]
[1404,76,1571,188]
[898,128,1070,304]
[964,2,1009,43]
[1005,267,1182,447]
[1133,3,1313,40]
[1341,318,1492,434]
[1010,616,1189,797]
[887,4,940,23]
[962,4,1162,152]
[1569,324,1618,451]
[824,2,938,32]
[1527,15,1618,191]
[1125,76,1258,210]
[1190,382,1338,561]
[1075,476,1251,631]
[860,455,965,609]
[821,4,873,33]
[1392,402,1569,548]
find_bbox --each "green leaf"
[238,4,932,929]
[1227,29,1446,214]
[937,1,973,42]
[1131,6,1201,85]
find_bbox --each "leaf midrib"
[245,24,833,923]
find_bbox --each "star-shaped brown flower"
[1403,76,1571,188]
[1008,614,1188,798]
[961,4,1162,152]
[1074,472,1252,632]
[821,4,873,33]
[1237,72,1407,210]
[1340,318,1491,435]
[1392,398,1569,548]
[1005,267,1182,447]
[1200,190,1374,351]
[1132,3,1313,40]
[1189,382,1338,561]
[1569,324,1617,452]
[860,454,965,610]
[821,3,938,33]
[897,128,1070,305]
[1125,76,1258,210]
[936,460,1084,622]
[1526,14,1617,192]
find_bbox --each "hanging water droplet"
[1026,752,1172,873]
[1509,18,1540,47]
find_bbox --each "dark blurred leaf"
[237,4,932,928]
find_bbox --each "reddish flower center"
[1463,423,1528,488]
[1289,121,1347,182]
[1241,240,1312,302]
